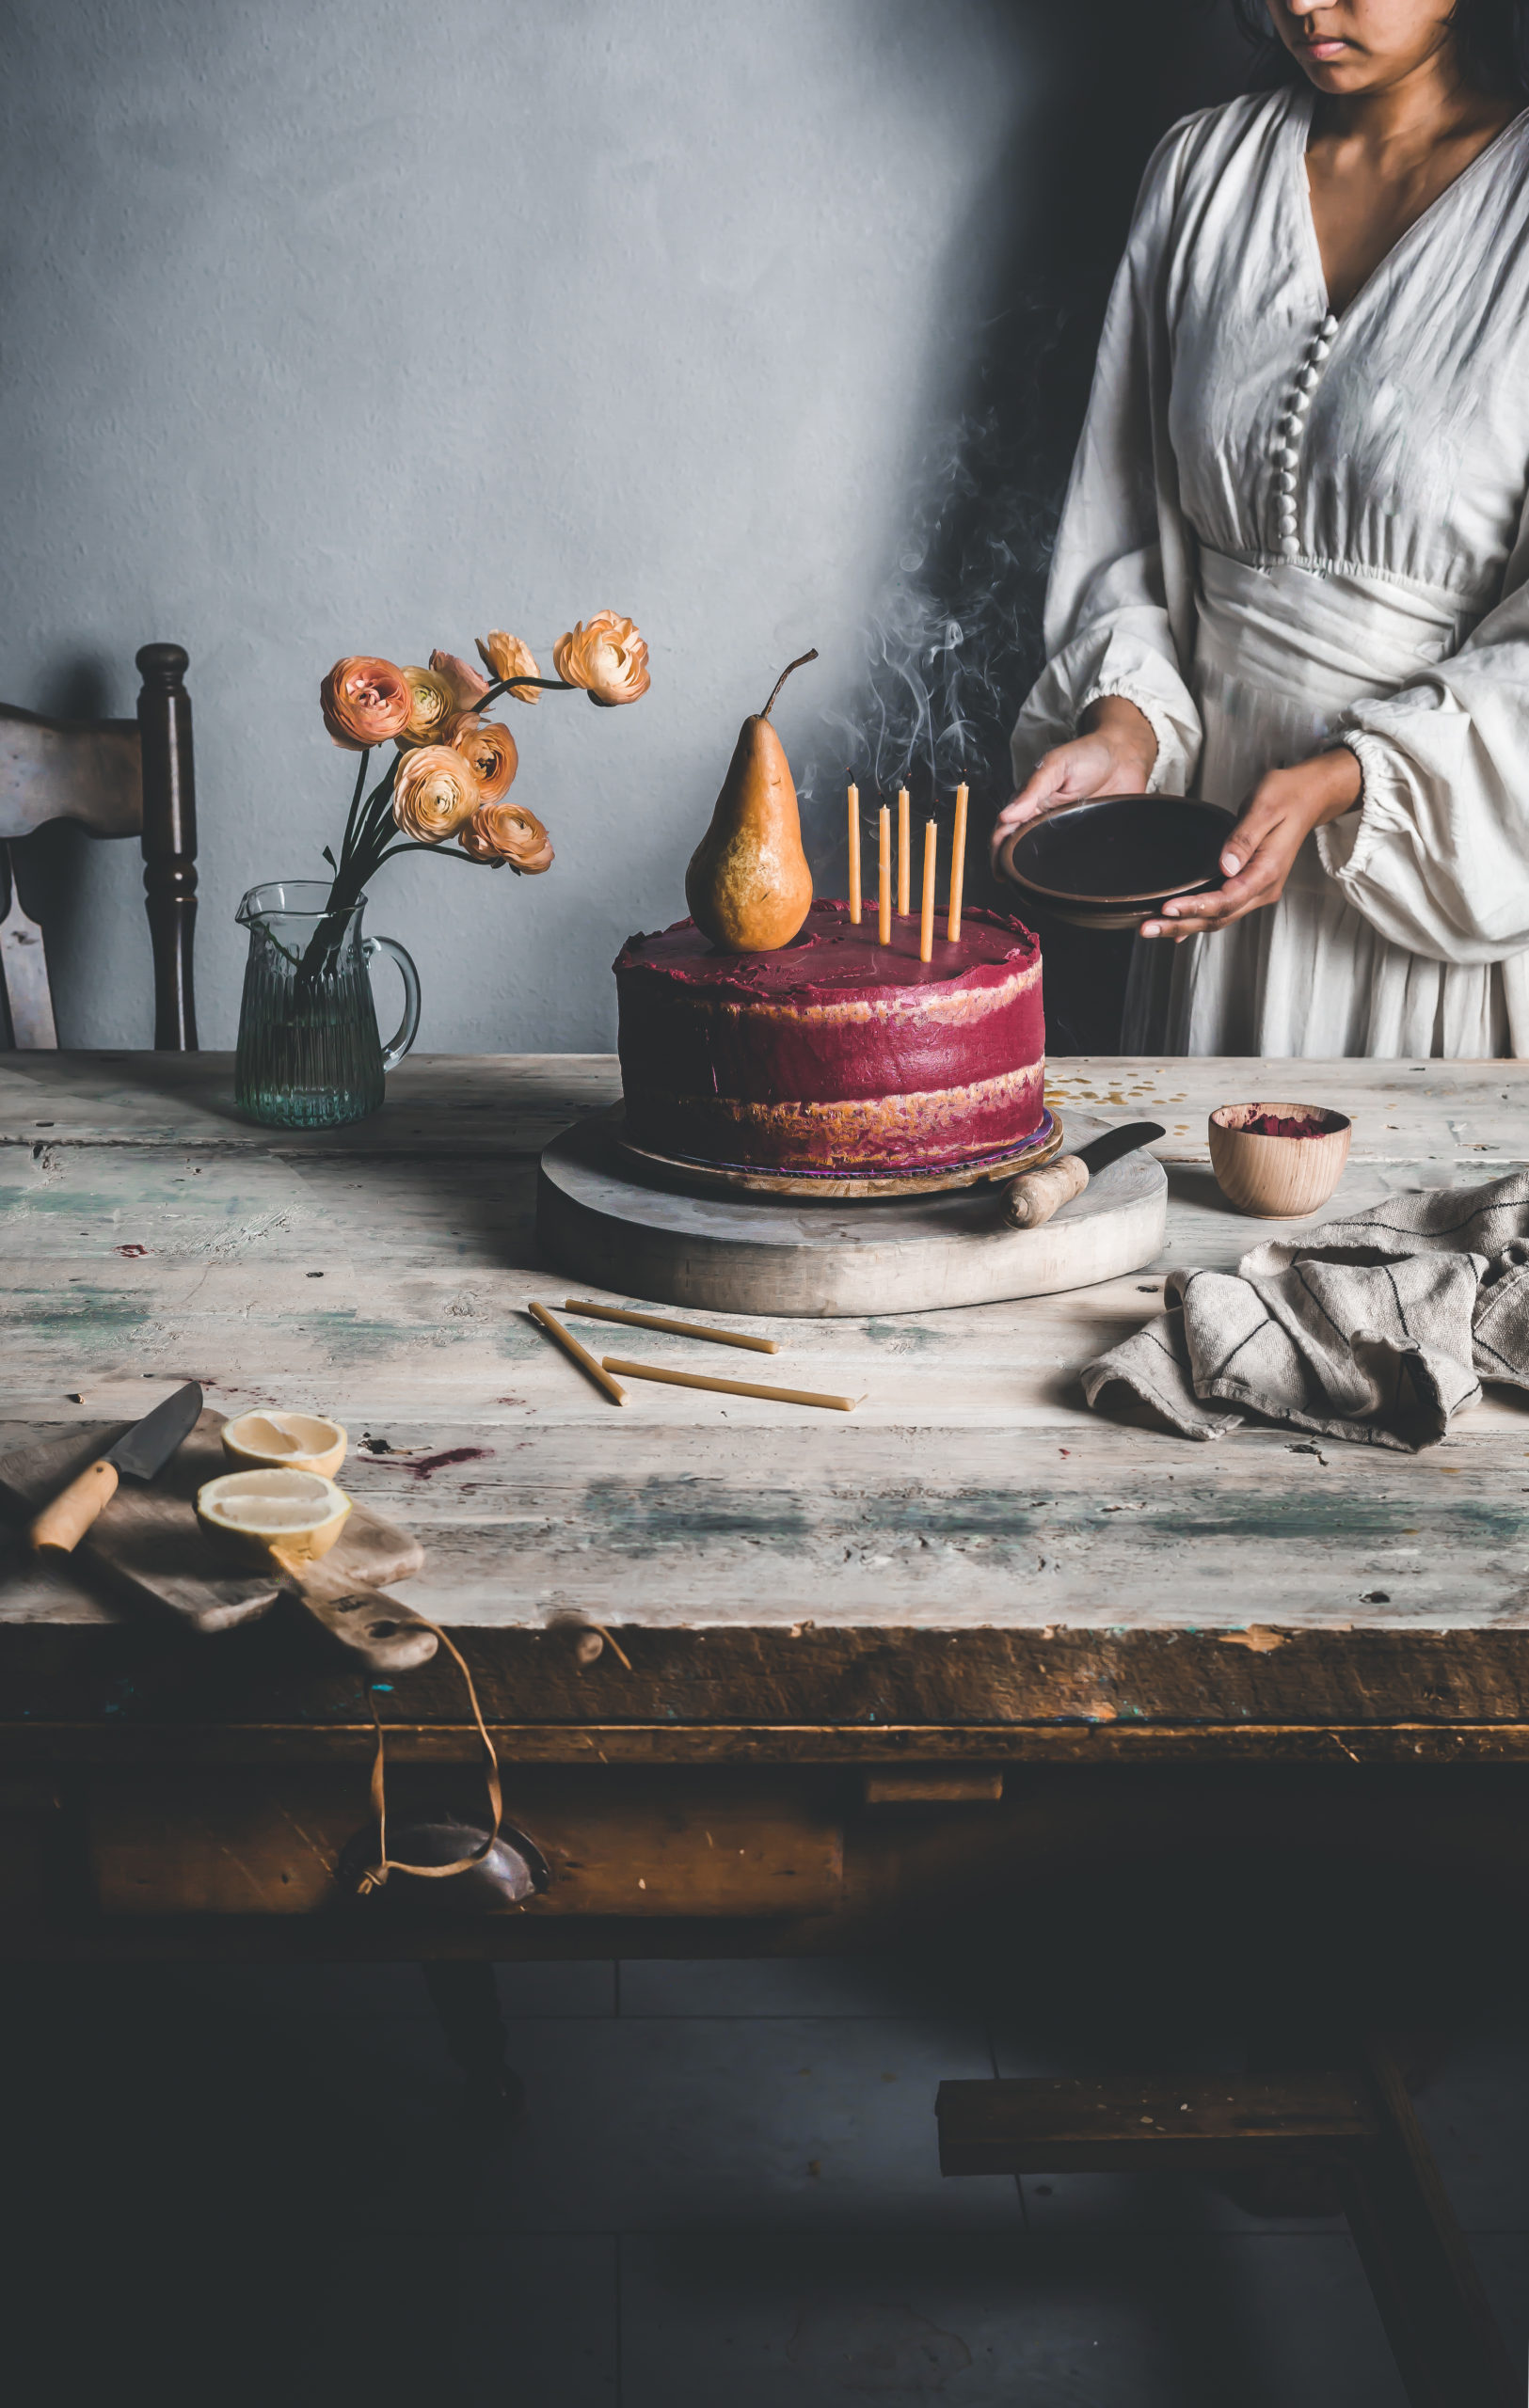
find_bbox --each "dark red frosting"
[613,900,1045,1173]
[615,900,1037,1001]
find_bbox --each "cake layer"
[614,901,1044,1173]
[622,1064,1044,1173]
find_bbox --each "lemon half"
[197,1468,352,1566]
[221,1409,347,1480]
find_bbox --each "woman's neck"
[1313,46,1513,162]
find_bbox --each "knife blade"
[1075,1120,1166,1178]
[29,1380,204,1554]
[1001,1122,1164,1231]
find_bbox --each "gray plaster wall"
[0,0,1243,1053]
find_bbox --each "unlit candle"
[919,818,937,962]
[600,1356,857,1413]
[847,784,861,925]
[948,782,969,943]
[897,787,911,916]
[878,804,891,946]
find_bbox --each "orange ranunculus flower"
[459,799,554,874]
[393,744,481,843]
[430,648,490,710]
[475,629,542,703]
[445,712,518,805]
[320,657,411,749]
[552,612,649,706]
[396,665,459,748]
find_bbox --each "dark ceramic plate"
[997,794,1237,929]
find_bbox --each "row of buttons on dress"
[1272,310,1339,559]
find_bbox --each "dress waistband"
[1194,547,1476,710]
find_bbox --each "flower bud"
[475,630,542,703]
[430,649,490,710]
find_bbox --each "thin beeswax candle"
[897,787,911,915]
[919,818,936,962]
[948,781,969,943]
[847,784,861,924]
[878,805,892,946]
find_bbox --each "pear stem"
[759,648,819,721]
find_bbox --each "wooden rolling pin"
[1001,1120,1164,1231]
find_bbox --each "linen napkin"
[1081,1170,1529,1450]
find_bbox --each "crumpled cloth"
[1081,1172,1529,1450]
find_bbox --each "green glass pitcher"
[233,880,420,1128]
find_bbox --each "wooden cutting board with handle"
[0,1409,438,1671]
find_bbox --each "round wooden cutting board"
[536,1109,1167,1319]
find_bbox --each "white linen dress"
[1011,87,1529,1057]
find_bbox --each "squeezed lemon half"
[220,1409,347,1480]
[197,1468,352,1566]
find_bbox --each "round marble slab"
[536,1110,1167,1320]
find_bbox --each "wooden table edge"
[6,1720,1529,1764]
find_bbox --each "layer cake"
[613,899,1044,1175]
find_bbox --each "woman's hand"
[990,695,1158,870]
[1140,747,1362,942]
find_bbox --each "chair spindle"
[135,642,198,1052]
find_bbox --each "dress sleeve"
[1011,122,1203,798]
[1321,499,1529,963]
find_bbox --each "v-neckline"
[1290,85,1529,325]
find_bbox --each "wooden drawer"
[84,1768,843,1918]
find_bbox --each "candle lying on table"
[600,1356,857,1412]
[564,1299,779,1353]
[529,1302,626,1403]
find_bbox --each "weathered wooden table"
[4,1050,1529,1969]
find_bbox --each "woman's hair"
[1229,0,1529,97]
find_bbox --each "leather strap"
[356,1617,502,1893]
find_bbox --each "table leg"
[420,1961,524,2128]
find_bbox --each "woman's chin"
[1292,46,1370,91]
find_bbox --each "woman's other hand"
[1140,747,1362,941]
[990,695,1158,870]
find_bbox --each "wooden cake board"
[616,1108,1063,1199]
[537,1109,1167,1319]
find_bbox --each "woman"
[994,0,1529,1056]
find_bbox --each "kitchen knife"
[1001,1122,1165,1232]
[28,1380,204,1554]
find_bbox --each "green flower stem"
[344,755,402,878]
[475,674,576,708]
[336,746,373,875]
[311,674,576,972]
[371,840,499,868]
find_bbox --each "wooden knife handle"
[1001,1153,1090,1231]
[29,1459,120,1553]
[274,1551,440,1674]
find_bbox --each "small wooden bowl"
[1207,1101,1352,1219]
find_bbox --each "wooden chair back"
[0,642,198,1049]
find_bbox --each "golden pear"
[686,651,818,953]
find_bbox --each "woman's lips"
[1302,36,1351,57]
